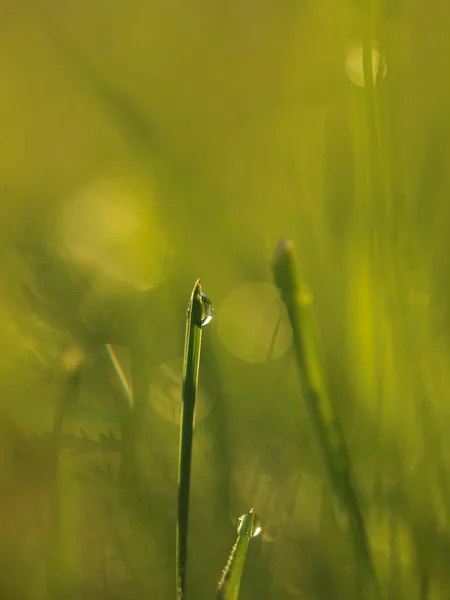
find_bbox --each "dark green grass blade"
[216,509,259,600]
[177,280,204,600]
[272,240,382,600]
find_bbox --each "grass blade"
[48,347,84,599]
[177,279,205,600]
[272,240,382,600]
[216,508,261,600]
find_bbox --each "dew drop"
[237,510,262,538]
[200,292,214,327]
[252,523,262,538]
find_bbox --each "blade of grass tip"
[272,240,382,600]
[216,508,262,600]
[177,279,204,600]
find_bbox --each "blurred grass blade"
[104,343,134,408]
[272,240,382,600]
[20,0,161,156]
[177,279,205,600]
[48,348,84,599]
[216,508,261,600]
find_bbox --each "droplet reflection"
[252,525,262,537]
[237,511,262,538]
[200,292,214,327]
[186,291,214,326]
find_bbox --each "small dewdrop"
[200,292,214,327]
[252,524,262,538]
[237,509,262,538]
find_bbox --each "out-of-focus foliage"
[1,0,450,598]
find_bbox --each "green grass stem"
[216,508,260,600]
[176,279,205,600]
[272,240,382,600]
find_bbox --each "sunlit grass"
[272,240,381,600]
[1,1,450,599]
[216,508,261,600]
[177,280,206,600]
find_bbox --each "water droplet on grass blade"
[237,509,262,538]
[186,291,214,326]
[200,292,214,326]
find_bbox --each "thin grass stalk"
[176,279,204,600]
[216,508,260,600]
[47,356,82,599]
[363,2,450,530]
[272,240,382,600]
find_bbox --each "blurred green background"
[2,0,450,598]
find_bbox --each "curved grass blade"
[216,508,261,600]
[272,240,382,600]
[177,279,205,600]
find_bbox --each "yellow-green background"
[1,1,450,598]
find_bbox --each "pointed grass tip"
[272,239,298,301]
[191,279,203,302]
[273,239,294,263]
